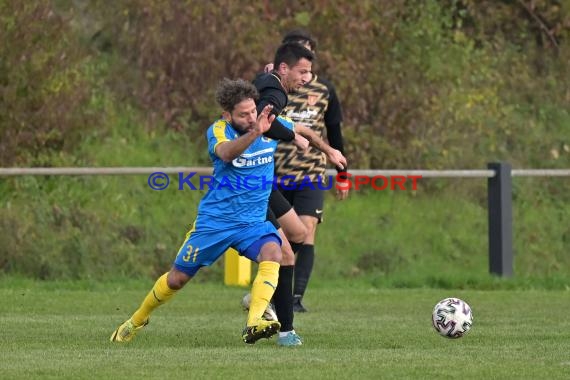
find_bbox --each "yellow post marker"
[224,248,251,286]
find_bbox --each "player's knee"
[280,243,295,266]
[167,269,191,290]
[258,242,282,263]
[288,224,308,244]
[301,217,318,242]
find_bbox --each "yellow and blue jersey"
[172,116,293,276]
[195,117,294,227]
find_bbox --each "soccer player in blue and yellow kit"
[110,78,297,344]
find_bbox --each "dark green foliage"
[2,0,569,168]
[0,1,100,166]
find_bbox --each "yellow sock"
[131,272,177,326]
[247,261,280,326]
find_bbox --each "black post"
[487,162,513,277]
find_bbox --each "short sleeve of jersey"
[276,115,295,132]
[207,120,232,156]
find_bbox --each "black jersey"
[274,75,344,183]
[252,72,288,115]
[252,71,296,142]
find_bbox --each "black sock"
[294,244,314,297]
[273,265,294,332]
[290,241,303,254]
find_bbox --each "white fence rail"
[1,163,569,277]
[1,167,569,177]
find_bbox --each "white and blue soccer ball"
[241,293,278,321]
[432,297,473,339]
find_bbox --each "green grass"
[2,174,570,287]
[315,183,570,289]
[1,81,568,285]
[2,277,570,379]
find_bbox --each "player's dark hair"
[282,29,317,51]
[215,78,259,112]
[273,42,315,68]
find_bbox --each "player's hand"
[336,187,349,201]
[253,105,275,135]
[326,149,347,171]
[335,170,350,200]
[292,133,309,151]
[264,63,274,73]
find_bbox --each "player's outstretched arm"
[295,124,347,170]
[292,133,309,151]
[253,104,276,136]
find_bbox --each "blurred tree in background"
[2,0,568,169]
[0,1,100,165]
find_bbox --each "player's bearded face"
[228,99,258,133]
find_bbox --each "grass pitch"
[2,278,570,379]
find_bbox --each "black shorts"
[279,184,325,223]
[266,208,280,229]
[266,189,293,229]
